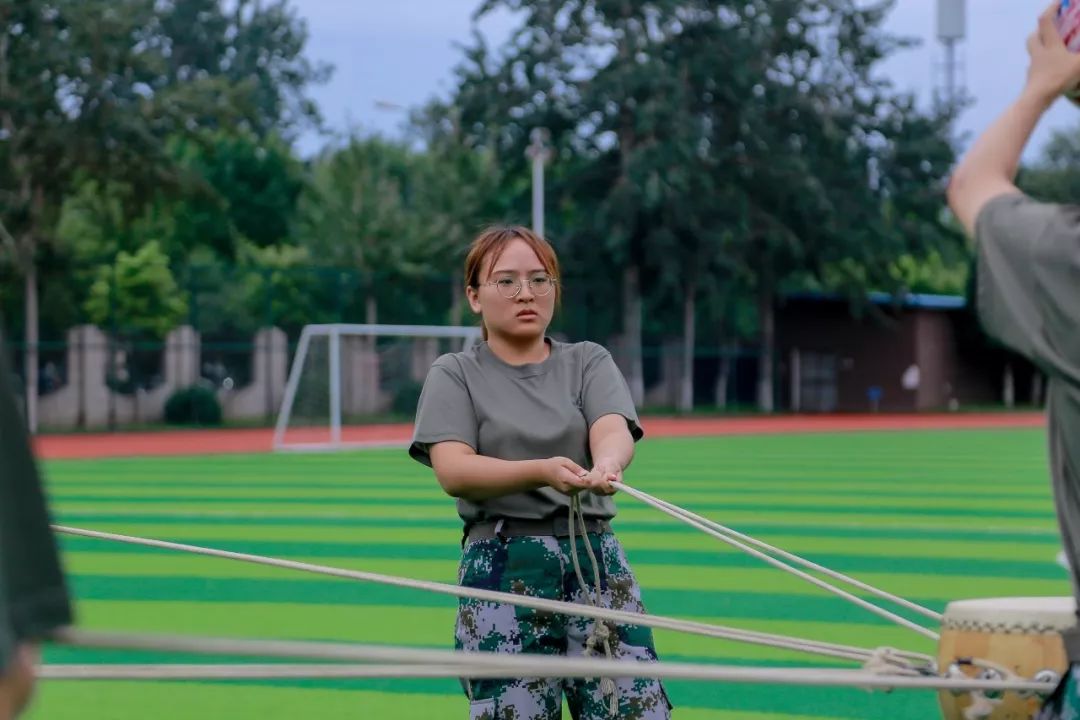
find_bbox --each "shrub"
[164,385,223,426]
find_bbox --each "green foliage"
[164,385,223,426]
[888,252,970,296]
[234,242,337,335]
[84,242,188,338]
[297,137,417,272]
[408,102,505,267]
[155,0,332,137]
[1,0,327,353]
[391,380,426,417]
[449,0,964,400]
[0,0,1010,417]
[1019,120,1080,203]
[164,130,307,260]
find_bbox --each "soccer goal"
[272,324,482,451]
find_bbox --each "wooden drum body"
[938,597,1075,720]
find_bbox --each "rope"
[41,664,478,680]
[52,524,929,668]
[946,658,1024,720]
[616,485,940,641]
[48,628,1052,694]
[567,496,618,716]
[621,485,941,622]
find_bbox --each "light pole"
[525,127,552,237]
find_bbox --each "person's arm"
[947,2,1080,235]
[576,342,644,496]
[429,441,592,501]
[946,91,1049,234]
[586,414,636,496]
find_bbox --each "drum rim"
[941,596,1077,633]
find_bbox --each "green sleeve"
[580,343,644,441]
[408,356,479,467]
[0,344,73,662]
[975,193,1080,386]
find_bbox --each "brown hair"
[464,225,561,340]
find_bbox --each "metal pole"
[944,38,956,107]
[272,327,312,450]
[329,326,342,447]
[526,128,552,236]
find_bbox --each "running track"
[34,413,1047,460]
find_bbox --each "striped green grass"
[27,428,1066,719]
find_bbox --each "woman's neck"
[486,334,550,366]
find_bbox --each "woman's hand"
[583,458,622,496]
[1025,2,1080,104]
[540,457,592,495]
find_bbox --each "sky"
[289,1,1080,161]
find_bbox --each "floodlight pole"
[526,128,553,237]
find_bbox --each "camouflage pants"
[455,530,673,720]
[1037,663,1080,720]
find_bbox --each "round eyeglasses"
[482,276,557,299]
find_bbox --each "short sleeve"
[0,344,73,656]
[975,192,1080,382]
[581,343,644,441]
[408,356,479,467]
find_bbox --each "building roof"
[783,290,967,311]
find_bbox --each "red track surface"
[34,413,1046,460]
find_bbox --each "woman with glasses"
[409,225,672,719]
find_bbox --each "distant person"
[0,344,73,718]
[901,364,920,394]
[409,225,672,719]
[946,4,1080,716]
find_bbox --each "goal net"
[272,324,482,451]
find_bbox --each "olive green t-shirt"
[975,193,1080,610]
[0,345,73,670]
[409,339,644,525]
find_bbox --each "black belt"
[464,516,612,544]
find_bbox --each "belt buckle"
[553,515,572,537]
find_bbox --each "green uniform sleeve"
[409,356,480,467]
[580,343,644,441]
[975,193,1080,385]
[0,344,73,671]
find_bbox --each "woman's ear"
[466,285,482,314]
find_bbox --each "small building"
[776,291,1037,413]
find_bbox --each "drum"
[938,597,1075,720]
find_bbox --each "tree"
[456,0,959,412]
[458,0,724,405]
[232,242,331,336]
[0,0,327,429]
[84,241,187,338]
[1,0,170,430]
[163,129,306,261]
[297,137,417,326]
[408,101,504,324]
[155,0,331,139]
[709,0,960,410]
[1019,120,1080,203]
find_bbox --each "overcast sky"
[289,1,1079,161]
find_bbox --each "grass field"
[26,427,1067,720]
